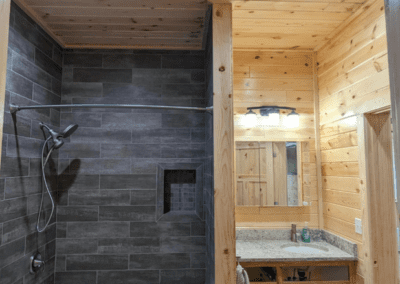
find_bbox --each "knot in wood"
[219,66,225,72]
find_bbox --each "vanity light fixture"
[242,109,258,128]
[244,106,300,128]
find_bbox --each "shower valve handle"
[30,252,45,274]
[33,259,45,268]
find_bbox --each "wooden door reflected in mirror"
[235,141,312,207]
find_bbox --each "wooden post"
[313,52,324,229]
[213,3,236,284]
[357,114,373,283]
[0,0,11,170]
[349,261,357,284]
[276,266,283,284]
[359,112,399,284]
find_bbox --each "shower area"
[0,2,214,284]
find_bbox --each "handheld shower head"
[39,123,79,150]
[61,124,78,138]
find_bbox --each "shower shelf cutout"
[156,163,204,222]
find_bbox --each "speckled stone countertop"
[236,240,357,262]
[236,229,358,263]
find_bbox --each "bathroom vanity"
[236,229,358,283]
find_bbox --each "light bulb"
[268,111,280,126]
[242,110,257,128]
[285,110,300,128]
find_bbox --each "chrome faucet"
[291,225,302,242]
[291,224,297,242]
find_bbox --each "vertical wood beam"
[313,52,324,229]
[213,3,235,284]
[357,114,373,283]
[359,112,399,284]
[349,261,357,284]
[0,0,11,170]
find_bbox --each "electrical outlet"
[355,218,362,234]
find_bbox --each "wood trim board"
[358,112,399,283]
[313,52,324,229]
[213,3,236,283]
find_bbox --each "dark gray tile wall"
[56,49,209,283]
[204,10,215,284]
[1,2,62,283]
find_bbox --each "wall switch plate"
[355,218,362,234]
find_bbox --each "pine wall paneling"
[234,50,318,229]
[316,0,391,281]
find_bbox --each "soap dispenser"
[302,222,311,243]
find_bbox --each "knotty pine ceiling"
[13,0,369,50]
[13,0,209,49]
[232,0,367,51]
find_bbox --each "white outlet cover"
[355,218,362,234]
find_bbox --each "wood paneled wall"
[320,117,362,247]
[234,50,318,229]
[316,0,390,282]
[317,0,390,126]
[233,50,315,142]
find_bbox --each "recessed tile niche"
[157,163,204,222]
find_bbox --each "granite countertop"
[236,240,357,262]
[236,229,358,263]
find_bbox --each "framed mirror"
[235,141,312,207]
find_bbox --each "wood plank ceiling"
[232,0,366,50]
[13,0,369,50]
[13,0,209,49]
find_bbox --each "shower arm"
[9,103,214,114]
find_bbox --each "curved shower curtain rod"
[9,103,213,114]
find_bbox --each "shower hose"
[36,136,56,233]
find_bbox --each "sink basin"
[281,244,329,254]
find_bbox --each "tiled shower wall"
[0,2,62,283]
[56,49,210,283]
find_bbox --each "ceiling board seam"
[29,6,207,11]
[60,36,203,40]
[64,44,202,50]
[233,48,315,53]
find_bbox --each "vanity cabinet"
[240,260,357,284]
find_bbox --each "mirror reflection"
[235,141,311,207]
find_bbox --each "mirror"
[235,141,312,207]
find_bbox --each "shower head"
[40,123,79,149]
[61,124,78,138]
